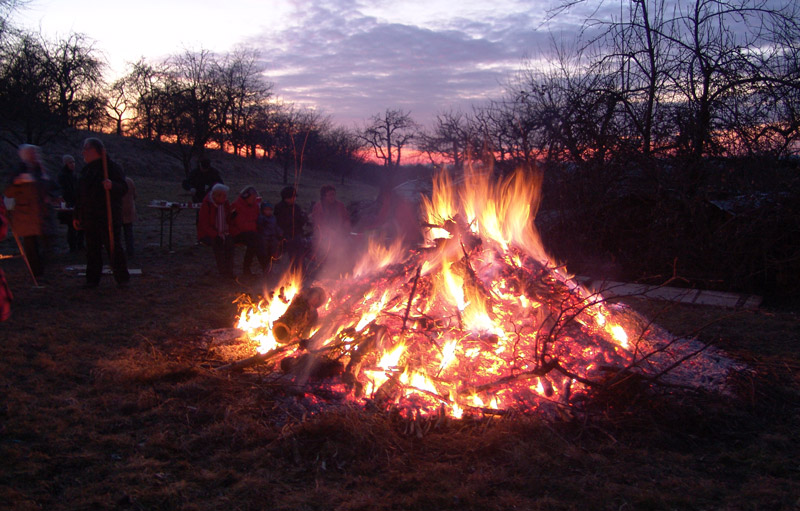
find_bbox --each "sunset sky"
[13,0,599,128]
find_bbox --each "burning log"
[272,287,327,343]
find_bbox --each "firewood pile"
[218,170,747,419]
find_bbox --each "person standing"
[273,186,308,269]
[57,154,83,252]
[197,183,234,278]
[121,176,137,258]
[229,186,266,277]
[182,157,223,204]
[256,202,282,275]
[73,138,130,289]
[5,144,57,280]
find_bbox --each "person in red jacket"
[197,183,234,278]
[229,186,267,277]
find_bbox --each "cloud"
[246,0,559,127]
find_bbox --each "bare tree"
[360,108,418,169]
[471,101,516,167]
[585,0,672,157]
[315,125,367,185]
[104,78,131,136]
[556,0,800,163]
[268,105,326,184]
[0,30,101,145]
[45,32,103,128]
[74,88,106,132]
[0,0,25,41]
[214,48,273,156]
[122,58,166,141]
[418,109,474,168]
[162,49,225,174]
[0,33,53,144]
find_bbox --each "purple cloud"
[246,1,558,127]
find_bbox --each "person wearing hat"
[256,201,282,274]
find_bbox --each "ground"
[1,160,799,510]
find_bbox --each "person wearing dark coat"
[57,154,83,252]
[73,138,130,289]
[273,186,309,269]
[182,157,223,204]
[256,201,282,274]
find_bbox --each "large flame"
[233,167,676,419]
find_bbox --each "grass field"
[1,140,798,510]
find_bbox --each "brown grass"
[1,138,799,510]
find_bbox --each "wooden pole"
[102,150,114,258]
[10,226,40,287]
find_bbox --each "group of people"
[2,139,419,299]
[3,138,135,290]
[196,183,354,279]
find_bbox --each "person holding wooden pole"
[73,138,130,289]
[4,144,57,285]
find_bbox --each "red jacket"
[229,196,260,236]
[197,194,232,240]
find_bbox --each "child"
[256,202,282,274]
[230,186,263,276]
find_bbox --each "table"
[147,202,200,250]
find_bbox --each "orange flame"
[233,166,647,419]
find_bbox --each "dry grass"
[1,140,799,510]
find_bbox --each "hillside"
[0,130,379,210]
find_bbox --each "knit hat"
[260,202,273,211]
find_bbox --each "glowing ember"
[232,168,743,419]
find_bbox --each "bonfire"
[223,168,742,419]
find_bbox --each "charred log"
[273,287,327,343]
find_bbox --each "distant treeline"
[1,0,798,298]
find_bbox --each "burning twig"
[459,357,560,396]
[400,265,422,334]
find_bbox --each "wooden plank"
[576,277,762,309]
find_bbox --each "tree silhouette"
[360,109,418,169]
